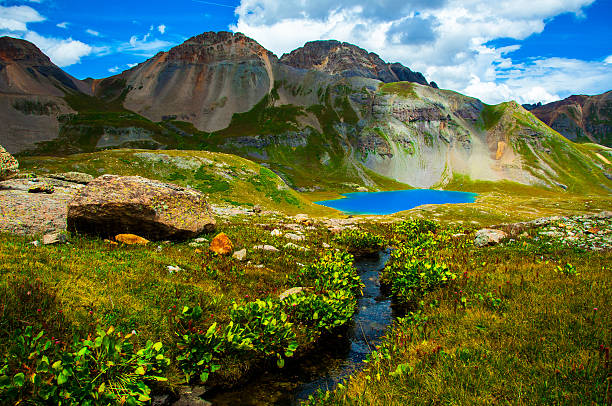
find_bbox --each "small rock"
[210,233,234,255]
[194,237,208,243]
[284,242,309,251]
[252,205,262,214]
[322,242,331,248]
[29,240,40,247]
[167,265,182,274]
[474,229,508,247]
[253,244,279,252]
[285,233,305,241]
[43,232,67,245]
[279,287,306,301]
[188,242,202,248]
[233,248,247,261]
[28,184,54,194]
[295,214,313,225]
[271,229,283,237]
[115,234,150,245]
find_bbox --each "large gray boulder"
[67,175,216,240]
[0,145,19,181]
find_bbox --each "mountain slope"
[279,40,434,86]
[528,91,612,147]
[0,36,91,154]
[2,33,610,195]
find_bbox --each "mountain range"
[0,32,610,194]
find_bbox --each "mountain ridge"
[0,32,610,196]
[528,91,612,147]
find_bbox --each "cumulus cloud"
[0,5,45,31]
[158,24,166,34]
[108,65,120,73]
[605,55,612,64]
[23,31,93,66]
[232,0,604,104]
[56,21,68,29]
[0,5,96,66]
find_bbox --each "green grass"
[309,225,611,405]
[380,82,417,99]
[0,215,353,387]
[17,149,332,215]
[480,103,506,130]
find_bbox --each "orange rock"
[209,233,233,255]
[115,234,150,245]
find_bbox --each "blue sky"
[0,0,610,104]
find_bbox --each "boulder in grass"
[474,228,508,247]
[67,175,216,240]
[0,145,19,181]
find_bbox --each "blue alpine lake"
[315,189,477,215]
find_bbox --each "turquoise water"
[316,189,477,215]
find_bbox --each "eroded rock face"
[0,145,19,181]
[529,91,612,147]
[67,175,216,240]
[280,40,431,86]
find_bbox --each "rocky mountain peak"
[0,36,53,66]
[280,39,431,86]
[164,31,275,64]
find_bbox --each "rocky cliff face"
[529,91,612,147]
[279,40,431,86]
[0,37,90,153]
[104,31,278,132]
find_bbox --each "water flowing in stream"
[206,250,396,405]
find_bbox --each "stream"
[205,249,396,405]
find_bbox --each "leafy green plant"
[556,262,580,276]
[0,326,169,405]
[384,249,456,305]
[227,299,298,368]
[174,306,225,384]
[333,229,384,255]
[283,290,356,332]
[300,251,361,294]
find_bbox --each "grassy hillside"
[18,149,335,216]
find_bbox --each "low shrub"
[0,326,169,405]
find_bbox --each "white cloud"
[56,21,68,29]
[123,33,172,56]
[85,29,100,37]
[108,65,120,73]
[158,24,166,34]
[232,0,604,104]
[24,31,93,66]
[127,62,138,68]
[0,5,45,32]
[605,55,612,64]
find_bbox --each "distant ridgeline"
[0,34,610,194]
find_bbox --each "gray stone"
[285,233,305,241]
[42,232,67,245]
[253,244,279,252]
[474,229,508,247]
[279,287,306,300]
[232,248,247,261]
